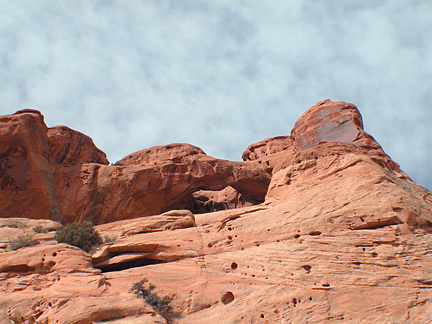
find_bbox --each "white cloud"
[0,0,431,189]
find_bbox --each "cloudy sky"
[1,0,432,189]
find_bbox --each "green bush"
[54,220,102,252]
[32,225,48,233]
[9,234,37,251]
[130,278,174,322]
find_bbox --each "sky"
[1,0,432,189]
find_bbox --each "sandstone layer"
[1,100,432,323]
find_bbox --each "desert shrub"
[32,225,48,234]
[103,235,117,243]
[9,234,37,251]
[130,278,174,322]
[54,220,102,252]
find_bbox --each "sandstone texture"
[1,100,432,323]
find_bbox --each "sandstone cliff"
[1,100,432,323]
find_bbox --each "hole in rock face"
[372,252,378,257]
[96,258,166,273]
[221,291,235,305]
[2,265,36,273]
[322,283,330,287]
[294,234,300,239]
[301,265,312,273]
[52,252,57,257]
[46,261,56,268]
[260,314,264,318]
[231,262,238,270]
[309,231,322,236]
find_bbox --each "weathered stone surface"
[291,99,380,150]
[0,110,108,222]
[55,143,271,225]
[47,125,109,165]
[37,294,165,324]
[0,217,61,252]
[1,109,270,224]
[0,109,60,220]
[1,100,432,323]
[192,186,256,213]
[244,135,295,162]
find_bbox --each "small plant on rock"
[130,278,174,322]
[54,220,102,252]
[32,225,48,234]
[103,235,117,243]
[8,234,37,251]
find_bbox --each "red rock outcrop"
[192,186,255,213]
[242,100,401,176]
[0,110,60,220]
[291,99,380,150]
[47,125,109,165]
[0,111,270,225]
[54,143,271,224]
[1,100,432,323]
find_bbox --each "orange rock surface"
[1,100,432,323]
[0,110,60,220]
[55,143,271,225]
[0,110,270,225]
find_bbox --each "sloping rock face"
[1,100,432,323]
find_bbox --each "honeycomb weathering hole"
[231,262,238,270]
[301,265,312,273]
[221,291,235,305]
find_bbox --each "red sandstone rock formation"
[1,100,432,323]
[0,110,60,220]
[0,110,270,225]
[47,125,109,165]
